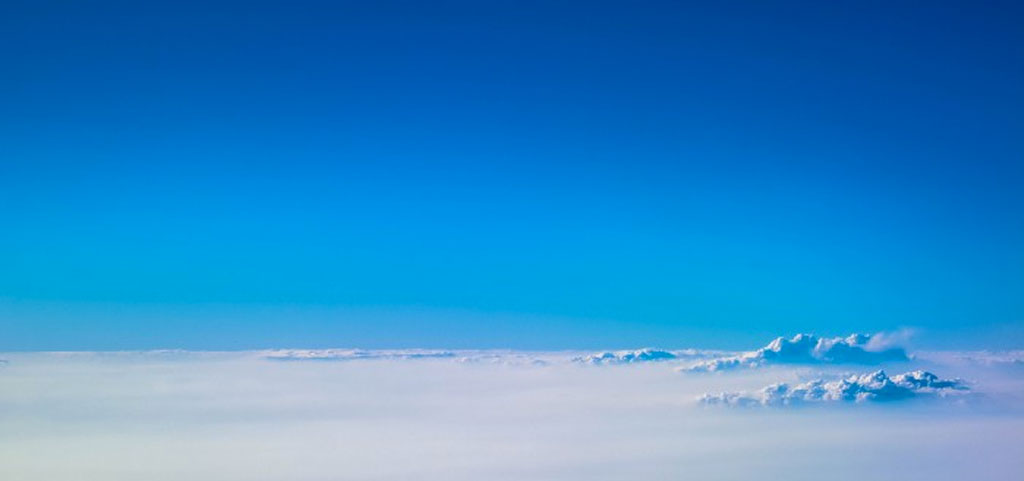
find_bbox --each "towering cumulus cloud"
[700,370,968,407]
[687,333,908,372]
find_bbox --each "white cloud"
[699,370,968,407]
[454,352,551,366]
[263,349,457,361]
[572,348,706,364]
[863,328,916,351]
[685,333,909,372]
[262,349,559,366]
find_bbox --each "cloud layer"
[700,370,967,407]
[686,333,909,371]
[0,349,1021,480]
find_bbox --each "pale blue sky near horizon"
[2,1,1022,350]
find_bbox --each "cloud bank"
[686,333,909,372]
[0,350,1021,481]
[700,370,967,407]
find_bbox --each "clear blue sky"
[2,1,1022,350]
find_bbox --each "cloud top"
[573,348,690,364]
[687,333,909,372]
[700,370,967,407]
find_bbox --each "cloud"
[953,351,1024,367]
[686,333,909,372]
[262,349,556,366]
[700,370,968,407]
[263,349,456,361]
[863,328,916,351]
[572,348,702,364]
[1,350,1020,480]
[455,353,551,366]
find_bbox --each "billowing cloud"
[700,370,968,407]
[686,333,909,372]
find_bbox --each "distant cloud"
[262,349,555,366]
[455,353,551,366]
[953,351,1024,367]
[700,370,968,407]
[686,333,909,372]
[263,349,456,361]
[573,348,703,364]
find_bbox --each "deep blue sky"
[2,1,1022,350]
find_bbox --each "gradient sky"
[2,1,1022,350]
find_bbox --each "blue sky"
[2,1,1022,350]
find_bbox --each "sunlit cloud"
[685,333,909,372]
[700,369,968,407]
[572,348,699,364]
